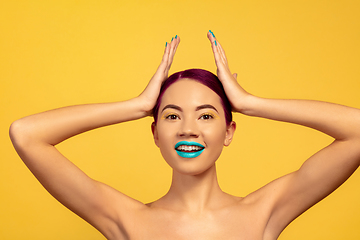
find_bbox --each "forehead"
[160,79,223,111]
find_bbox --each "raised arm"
[9,36,180,239]
[207,31,360,237]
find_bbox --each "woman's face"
[152,79,236,175]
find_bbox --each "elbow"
[9,118,33,149]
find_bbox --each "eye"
[165,114,180,120]
[199,113,214,120]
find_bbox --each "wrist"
[234,94,261,116]
[134,96,155,117]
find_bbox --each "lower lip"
[176,149,204,158]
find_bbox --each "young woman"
[10,31,360,240]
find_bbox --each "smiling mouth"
[175,141,205,158]
[176,145,204,152]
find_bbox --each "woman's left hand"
[207,31,251,113]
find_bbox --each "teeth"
[176,145,203,152]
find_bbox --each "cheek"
[203,124,227,141]
[156,128,177,168]
[157,125,175,148]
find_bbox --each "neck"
[164,164,225,213]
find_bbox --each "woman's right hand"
[9,36,180,238]
[138,35,180,116]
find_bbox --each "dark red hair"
[153,69,232,125]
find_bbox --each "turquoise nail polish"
[215,40,217,46]
[165,42,167,47]
[171,37,174,41]
[175,35,178,39]
[211,32,216,38]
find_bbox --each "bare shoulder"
[129,193,278,240]
[101,181,292,240]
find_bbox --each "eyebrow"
[195,104,219,113]
[161,104,182,113]
[161,104,218,113]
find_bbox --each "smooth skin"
[9,32,360,239]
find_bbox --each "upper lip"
[175,141,205,149]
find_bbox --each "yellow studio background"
[1,0,359,239]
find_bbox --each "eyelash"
[164,113,215,120]
[165,113,180,120]
[199,113,214,120]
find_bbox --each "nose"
[178,118,199,138]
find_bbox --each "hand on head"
[207,30,251,113]
[139,31,252,117]
[138,35,180,116]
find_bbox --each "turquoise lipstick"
[175,141,205,158]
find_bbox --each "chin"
[161,151,221,176]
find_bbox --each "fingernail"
[215,40,217,46]
[165,42,167,47]
[211,32,216,38]
[175,35,178,39]
[171,37,174,41]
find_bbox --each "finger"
[207,31,218,53]
[159,35,178,71]
[162,41,171,62]
[173,36,180,54]
[233,73,238,80]
[208,31,229,70]
[209,34,227,65]
[208,31,223,67]
[163,38,178,75]
[207,31,213,41]
[207,30,217,49]
[164,41,169,53]
[171,36,180,55]
[207,30,227,63]
[167,35,180,68]
[217,40,228,64]
[158,46,170,73]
